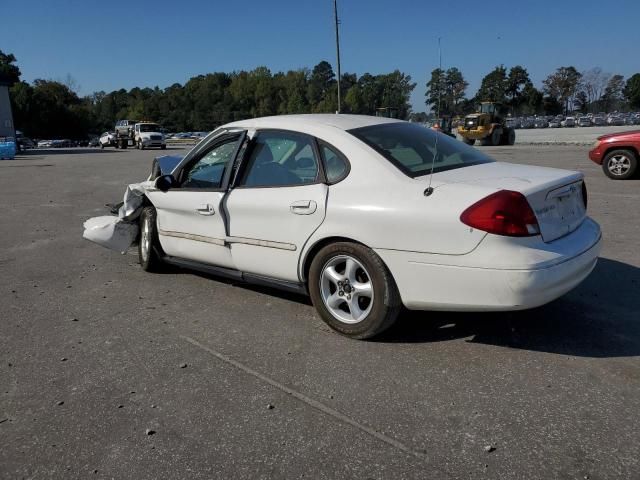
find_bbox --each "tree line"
[424,64,640,119]
[2,48,640,139]
[2,51,415,139]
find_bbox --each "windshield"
[139,124,160,132]
[348,122,494,177]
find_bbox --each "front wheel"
[308,242,401,339]
[463,138,475,146]
[138,206,163,272]
[602,149,637,180]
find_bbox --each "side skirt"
[162,256,308,295]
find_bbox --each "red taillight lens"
[581,181,588,209]
[460,190,540,237]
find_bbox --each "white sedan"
[114,114,601,339]
[99,132,115,148]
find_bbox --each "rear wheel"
[308,242,401,339]
[490,128,501,146]
[138,206,163,272]
[602,149,637,180]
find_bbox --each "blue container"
[0,138,16,160]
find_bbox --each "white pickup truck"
[133,123,166,150]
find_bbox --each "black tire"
[121,140,128,149]
[463,138,475,146]
[490,128,501,146]
[138,140,144,150]
[138,206,163,272]
[161,145,166,150]
[507,128,516,145]
[602,149,638,180]
[308,242,402,339]
[100,143,104,149]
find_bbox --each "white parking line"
[180,335,435,464]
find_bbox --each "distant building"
[0,80,15,138]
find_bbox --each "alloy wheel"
[608,154,631,176]
[320,255,374,324]
[140,214,151,262]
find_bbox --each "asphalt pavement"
[1,144,639,479]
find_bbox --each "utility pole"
[334,0,342,113]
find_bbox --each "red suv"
[589,130,640,179]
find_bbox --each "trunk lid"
[428,162,586,242]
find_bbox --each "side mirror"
[155,174,177,192]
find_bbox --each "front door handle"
[196,204,215,216]
[290,200,317,215]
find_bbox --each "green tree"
[0,50,21,85]
[624,73,640,109]
[505,65,531,112]
[308,61,336,111]
[425,67,467,116]
[542,66,582,115]
[475,65,508,103]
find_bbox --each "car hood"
[597,130,640,141]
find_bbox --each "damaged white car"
[84,114,602,339]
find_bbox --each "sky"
[3,0,639,112]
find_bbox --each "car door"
[225,130,328,283]
[146,132,245,269]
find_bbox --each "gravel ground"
[0,145,639,479]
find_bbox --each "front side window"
[348,122,494,177]
[181,137,240,189]
[239,131,319,187]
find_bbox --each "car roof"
[224,114,404,132]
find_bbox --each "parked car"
[589,130,640,179]
[561,117,576,127]
[548,119,562,128]
[577,117,592,127]
[99,132,115,148]
[534,117,548,128]
[607,115,624,126]
[592,116,607,126]
[96,114,602,339]
[88,137,100,147]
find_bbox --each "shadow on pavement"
[158,256,639,358]
[376,258,640,358]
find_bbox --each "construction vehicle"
[430,115,456,138]
[457,102,515,146]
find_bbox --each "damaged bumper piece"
[82,181,154,254]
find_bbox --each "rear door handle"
[196,204,215,216]
[290,200,317,215]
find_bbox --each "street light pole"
[334,0,341,113]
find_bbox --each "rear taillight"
[581,181,588,209]
[460,190,540,237]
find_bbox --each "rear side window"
[348,122,494,177]
[239,131,319,187]
[319,141,349,184]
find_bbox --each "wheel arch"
[602,145,639,161]
[301,236,372,284]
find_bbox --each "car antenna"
[424,36,442,197]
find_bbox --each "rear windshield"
[348,122,494,177]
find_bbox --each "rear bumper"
[376,218,602,311]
